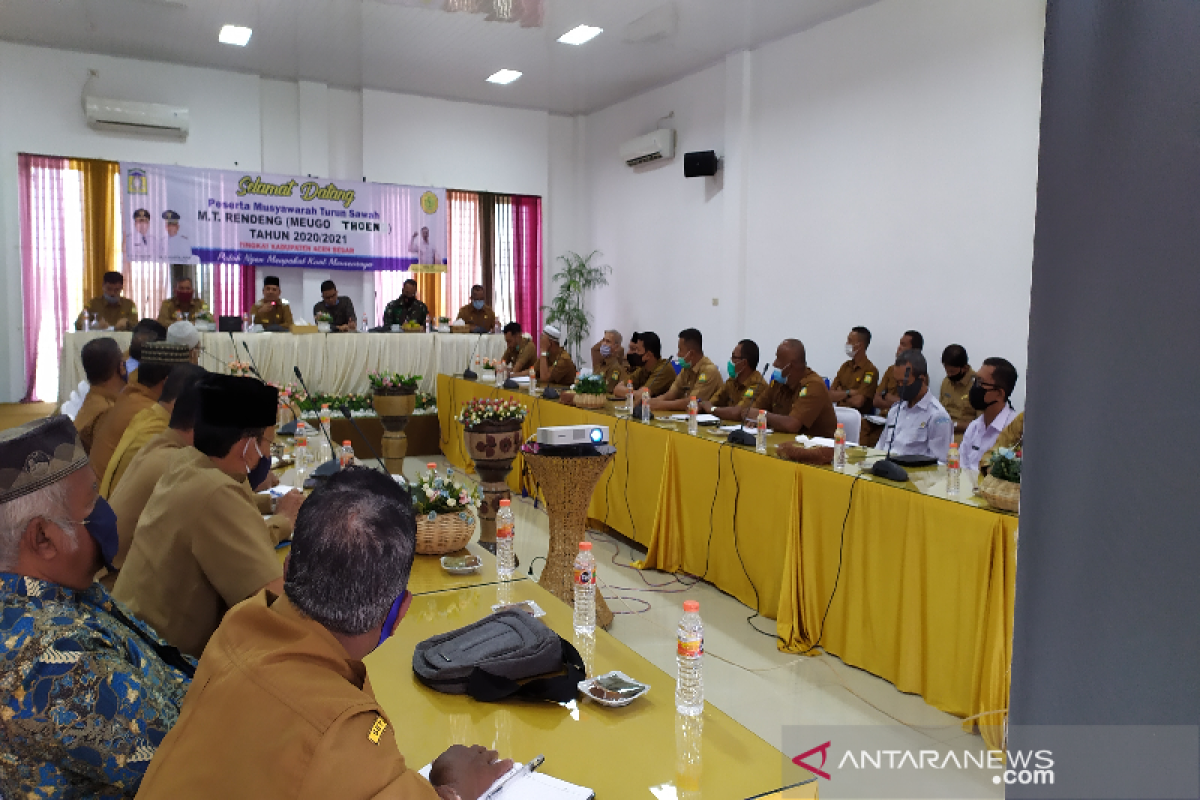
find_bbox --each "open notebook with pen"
[418,758,593,800]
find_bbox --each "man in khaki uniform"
[649,328,723,411]
[501,322,536,374]
[157,277,209,326]
[535,325,577,387]
[75,271,138,331]
[455,284,496,333]
[251,275,295,330]
[614,331,675,399]
[701,339,767,415]
[939,344,979,438]
[830,326,879,414]
[113,376,303,658]
[135,468,513,800]
[90,342,189,481]
[74,338,127,453]
[590,329,628,394]
[716,339,837,438]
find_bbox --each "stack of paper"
[418,761,592,799]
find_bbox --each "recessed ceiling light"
[558,25,603,46]
[486,69,522,85]
[219,25,253,46]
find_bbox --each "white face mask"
[242,438,263,475]
[845,343,856,358]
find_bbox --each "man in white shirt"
[125,208,158,261]
[877,350,953,462]
[959,357,1019,471]
[409,226,438,265]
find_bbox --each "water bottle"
[755,410,768,454]
[947,443,961,496]
[833,423,847,472]
[496,499,515,579]
[361,314,369,332]
[572,542,597,635]
[339,440,354,469]
[687,396,699,436]
[625,381,635,414]
[640,389,651,423]
[675,600,704,716]
[294,422,309,482]
[529,369,537,396]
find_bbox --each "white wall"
[581,0,1046,408]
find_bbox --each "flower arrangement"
[481,357,501,371]
[573,374,607,396]
[988,447,1022,484]
[368,371,421,393]
[438,316,451,325]
[458,396,528,427]
[228,360,253,377]
[314,311,333,324]
[410,465,480,520]
[415,392,437,411]
[196,310,214,322]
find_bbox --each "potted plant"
[314,311,333,333]
[369,371,421,470]
[571,373,607,409]
[228,359,253,378]
[458,396,529,553]
[979,447,1021,512]
[542,250,611,363]
[437,316,451,333]
[195,310,216,332]
[411,463,481,555]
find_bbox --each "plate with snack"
[440,554,482,574]
[578,670,650,707]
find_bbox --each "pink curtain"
[512,195,543,336]
[18,154,72,402]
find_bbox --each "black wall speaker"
[683,150,719,178]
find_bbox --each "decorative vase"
[979,474,1020,513]
[463,419,525,550]
[317,322,331,333]
[372,387,416,474]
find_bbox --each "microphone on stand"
[338,405,389,475]
[292,366,340,477]
[463,333,486,380]
[242,341,264,382]
[871,365,910,482]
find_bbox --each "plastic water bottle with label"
[833,423,847,472]
[318,404,332,462]
[640,389,652,423]
[573,542,597,635]
[755,410,768,454]
[947,443,960,495]
[339,440,355,469]
[676,600,704,716]
[293,422,309,482]
[496,499,515,579]
[687,396,699,436]
[625,381,635,415]
[361,314,369,332]
[529,369,537,396]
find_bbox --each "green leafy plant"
[988,447,1022,484]
[458,396,528,427]
[573,374,607,396]
[195,310,214,323]
[314,311,333,324]
[542,250,611,363]
[368,371,421,392]
[415,391,437,411]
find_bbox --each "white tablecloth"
[58,332,506,403]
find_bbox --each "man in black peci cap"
[0,416,195,798]
[113,375,303,658]
[251,275,295,331]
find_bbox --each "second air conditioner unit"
[84,96,190,139]
[619,129,675,167]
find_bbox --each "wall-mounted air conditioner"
[84,96,190,139]
[619,129,675,167]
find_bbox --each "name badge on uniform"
[864,374,873,384]
[611,370,619,380]
[743,388,754,398]
[800,387,807,397]
[919,421,927,429]
[368,717,388,744]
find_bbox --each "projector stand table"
[522,449,615,630]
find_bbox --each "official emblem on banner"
[127,169,148,195]
[420,191,439,214]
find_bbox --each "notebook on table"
[418,759,593,799]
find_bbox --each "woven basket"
[979,474,1020,513]
[451,324,470,334]
[573,392,607,409]
[415,511,476,555]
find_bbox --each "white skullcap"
[543,324,561,342]
[167,321,200,349]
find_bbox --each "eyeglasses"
[973,377,998,391]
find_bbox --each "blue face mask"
[769,367,784,385]
[376,590,411,649]
[244,439,272,491]
[670,357,683,375]
[103,293,121,305]
[599,344,612,358]
[472,299,484,310]
[85,496,120,572]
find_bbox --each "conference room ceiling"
[0,0,876,114]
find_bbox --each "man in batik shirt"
[0,416,195,798]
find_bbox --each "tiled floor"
[404,456,1003,798]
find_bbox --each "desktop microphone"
[242,341,264,381]
[463,333,486,380]
[338,405,389,474]
[727,363,772,446]
[870,366,911,482]
[292,366,341,477]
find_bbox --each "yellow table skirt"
[438,376,1015,749]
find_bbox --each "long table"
[438,376,1017,750]
[58,331,505,403]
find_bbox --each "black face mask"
[627,352,643,369]
[947,369,967,383]
[968,384,991,411]
[897,378,921,405]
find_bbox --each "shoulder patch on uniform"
[743,388,754,398]
[698,374,708,383]
[368,717,388,744]
[863,374,873,384]
[611,370,619,380]
[800,387,807,397]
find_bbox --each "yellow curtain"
[416,273,445,320]
[71,158,121,302]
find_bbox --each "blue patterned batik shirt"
[0,573,196,799]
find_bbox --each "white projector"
[536,424,610,446]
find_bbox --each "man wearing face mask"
[714,339,837,437]
[862,329,924,447]
[0,416,195,798]
[75,337,127,453]
[156,277,209,327]
[75,271,139,331]
[114,375,302,658]
[959,357,1019,471]
[699,339,767,414]
[383,278,430,329]
[829,326,879,413]
[456,284,496,334]
[136,467,511,800]
[649,328,724,411]
[501,322,536,373]
[876,350,954,461]
[590,329,628,393]
[939,344,979,438]
[614,331,675,399]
